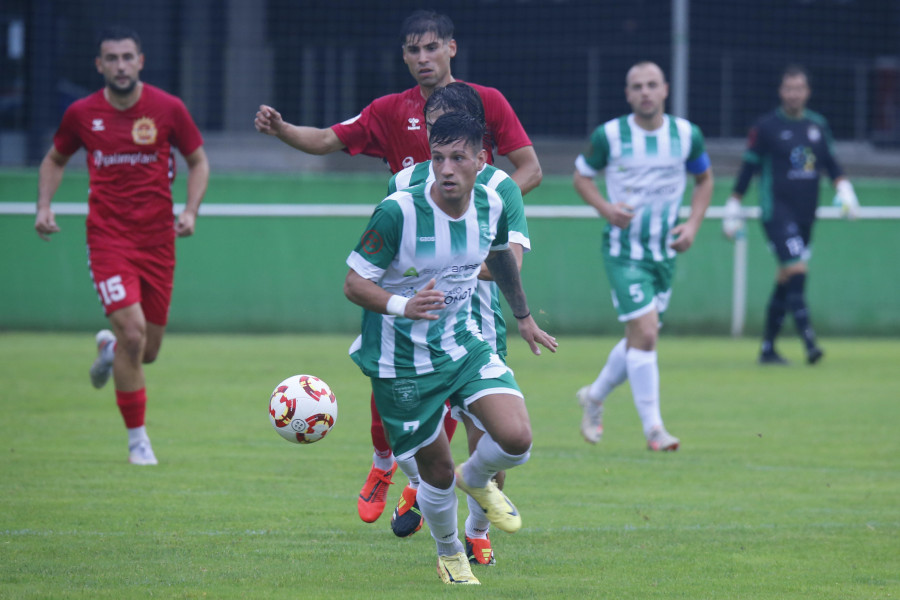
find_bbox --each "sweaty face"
[779,74,810,116]
[431,139,484,206]
[625,64,668,123]
[402,32,456,90]
[96,39,144,95]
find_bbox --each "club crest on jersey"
[361,229,383,254]
[132,117,157,145]
[807,126,821,142]
[91,119,105,131]
[407,117,421,131]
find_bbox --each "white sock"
[127,426,149,447]
[465,497,490,539]
[417,479,463,556]
[461,434,530,488]
[626,347,663,435]
[372,451,395,471]
[396,455,420,488]
[588,338,628,401]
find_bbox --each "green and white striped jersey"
[347,180,509,379]
[388,161,530,358]
[576,113,707,262]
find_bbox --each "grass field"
[1,333,898,599]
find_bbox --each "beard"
[107,77,138,96]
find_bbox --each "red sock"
[116,388,147,429]
[370,392,393,457]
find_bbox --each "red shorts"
[87,244,175,326]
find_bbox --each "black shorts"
[762,218,813,265]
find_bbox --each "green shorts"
[370,345,521,459]
[602,254,675,322]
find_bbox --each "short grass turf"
[1,333,898,599]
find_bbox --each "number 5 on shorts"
[629,283,645,303]
[97,275,126,306]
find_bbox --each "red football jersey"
[331,81,532,174]
[54,84,204,249]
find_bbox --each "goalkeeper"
[722,64,859,365]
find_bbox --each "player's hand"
[669,221,699,253]
[833,179,859,220]
[721,196,744,240]
[404,279,445,321]
[601,202,635,229]
[254,105,284,136]
[35,206,60,241]
[515,314,558,356]
[175,210,197,237]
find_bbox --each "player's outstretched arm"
[484,249,558,355]
[344,271,445,321]
[254,104,346,155]
[35,146,71,241]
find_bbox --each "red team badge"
[132,117,158,145]
[361,230,383,254]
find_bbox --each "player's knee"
[421,458,456,489]
[142,347,160,364]
[116,327,146,363]
[498,424,532,457]
[629,327,658,351]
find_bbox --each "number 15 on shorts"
[97,275,126,306]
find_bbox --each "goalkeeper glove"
[722,196,744,240]
[833,179,860,220]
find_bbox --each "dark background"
[2,0,899,165]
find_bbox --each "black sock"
[785,273,817,351]
[762,281,788,354]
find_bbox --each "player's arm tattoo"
[485,249,529,318]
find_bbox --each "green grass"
[1,334,898,599]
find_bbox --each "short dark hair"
[782,64,810,85]
[429,112,484,152]
[97,26,141,55]
[400,10,454,45]
[424,82,485,126]
[627,60,667,83]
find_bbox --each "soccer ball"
[268,374,338,444]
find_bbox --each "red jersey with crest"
[53,84,204,249]
[331,81,532,174]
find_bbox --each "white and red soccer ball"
[268,374,338,444]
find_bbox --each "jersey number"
[97,275,126,306]
[403,421,420,433]
[629,284,645,303]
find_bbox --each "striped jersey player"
[573,61,713,453]
[344,112,555,586]
[347,178,509,379]
[575,112,709,265]
[388,160,529,360]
